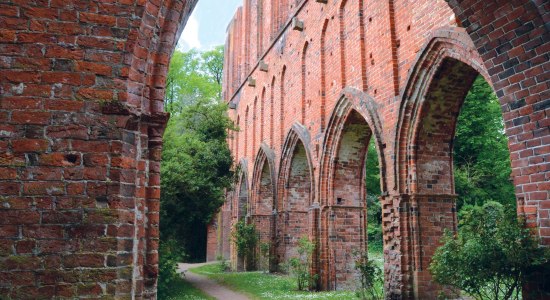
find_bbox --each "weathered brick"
[0,0,546,299]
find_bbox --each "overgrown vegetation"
[259,242,271,273]
[159,46,234,296]
[232,220,258,271]
[430,201,550,299]
[454,76,515,210]
[353,250,384,300]
[365,140,383,253]
[287,237,319,291]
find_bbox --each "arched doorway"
[395,30,494,299]
[319,90,386,291]
[276,124,316,272]
[251,143,277,271]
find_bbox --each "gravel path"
[178,262,250,300]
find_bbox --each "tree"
[160,45,234,261]
[201,45,224,98]
[165,46,225,113]
[430,202,549,300]
[365,139,382,252]
[453,76,515,209]
[161,99,235,261]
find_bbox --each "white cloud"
[179,14,201,50]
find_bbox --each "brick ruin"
[0,0,197,299]
[207,0,549,298]
[0,0,547,299]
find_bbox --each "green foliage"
[232,220,258,271]
[365,139,381,197]
[259,242,271,273]
[366,222,383,253]
[165,46,224,113]
[430,202,550,300]
[287,236,318,291]
[216,255,230,273]
[353,250,384,300]
[454,76,515,209]
[158,239,187,299]
[161,46,234,261]
[365,139,383,252]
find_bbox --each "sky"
[177,0,243,51]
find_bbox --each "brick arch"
[277,122,315,210]
[320,87,386,207]
[393,27,492,299]
[251,143,277,215]
[250,142,277,271]
[123,0,199,115]
[443,1,550,264]
[275,122,316,267]
[317,88,384,290]
[235,158,250,221]
[395,27,487,194]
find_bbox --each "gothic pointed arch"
[392,27,492,298]
[319,87,386,207]
[395,27,488,194]
[235,158,250,220]
[277,122,315,210]
[250,143,277,271]
[251,143,277,215]
[275,122,316,268]
[317,88,385,289]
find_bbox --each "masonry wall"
[214,0,550,298]
[0,0,197,299]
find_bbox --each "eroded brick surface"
[0,0,197,299]
[211,0,549,298]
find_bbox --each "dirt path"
[178,262,250,300]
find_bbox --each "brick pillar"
[381,195,414,299]
[382,194,458,299]
[309,202,321,289]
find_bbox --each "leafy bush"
[367,223,383,253]
[287,236,318,291]
[430,202,550,299]
[216,255,230,273]
[259,242,271,273]
[353,250,384,300]
[158,239,186,299]
[232,220,258,271]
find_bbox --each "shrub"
[158,239,186,299]
[259,242,271,273]
[353,249,384,300]
[288,236,318,291]
[216,255,230,272]
[232,220,258,271]
[430,201,550,300]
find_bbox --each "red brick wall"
[0,0,197,298]
[214,0,549,297]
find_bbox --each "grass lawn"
[161,276,214,300]
[189,263,357,299]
